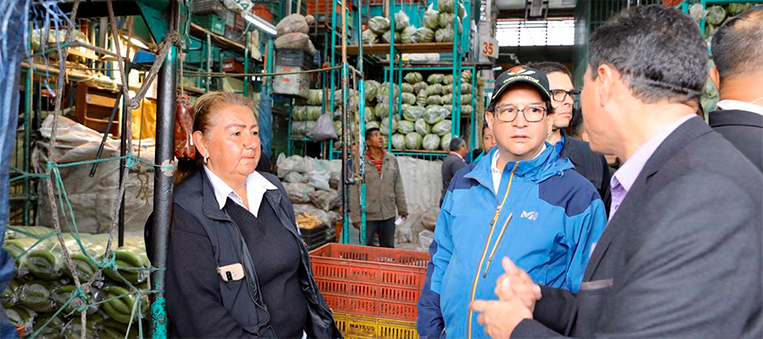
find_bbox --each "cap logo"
[508,66,536,76]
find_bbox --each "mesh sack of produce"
[292,106,306,121]
[365,80,381,99]
[366,120,381,130]
[415,118,431,135]
[439,13,456,28]
[276,14,310,36]
[427,95,443,105]
[402,92,417,105]
[395,10,411,31]
[402,83,415,93]
[415,27,435,43]
[405,132,423,149]
[425,105,447,124]
[333,120,342,135]
[284,172,306,183]
[417,90,428,106]
[432,119,452,136]
[382,135,389,148]
[381,30,401,43]
[462,93,473,104]
[443,74,453,85]
[440,133,452,150]
[306,106,322,120]
[364,107,375,122]
[462,69,473,82]
[426,83,444,95]
[443,104,453,113]
[414,81,428,93]
[705,6,726,26]
[437,0,455,13]
[443,84,453,94]
[461,82,473,94]
[728,3,754,15]
[401,25,418,43]
[402,104,425,121]
[368,16,391,34]
[461,105,474,115]
[427,73,445,84]
[376,82,401,100]
[274,33,317,55]
[291,121,306,135]
[309,189,339,211]
[398,120,416,134]
[424,5,440,29]
[375,102,397,119]
[404,72,424,84]
[362,29,378,45]
[423,134,441,150]
[284,182,315,203]
[436,27,454,42]
[308,89,324,105]
[442,93,452,105]
[392,134,406,149]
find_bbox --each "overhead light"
[123,35,149,50]
[245,14,277,37]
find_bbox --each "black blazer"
[512,117,763,339]
[709,109,763,172]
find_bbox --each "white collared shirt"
[203,166,277,217]
[490,144,546,193]
[717,99,763,116]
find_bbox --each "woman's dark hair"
[175,92,256,185]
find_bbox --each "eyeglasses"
[491,104,548,123]
[551,89,580,102]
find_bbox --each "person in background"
[472,125,497,163]
[528,61,611,212]
[417,66,607,339]
[440,137,468,205]
[350,127,408,248]
[709,5,763,171]
[160,92,340,338]
[472,6,762,339]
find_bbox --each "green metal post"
[23,68,32,226]
[205,33,211,92]
[357,0,367,248]
[287,103,294,157]
[387,0,395,153]
[244,32,250,96]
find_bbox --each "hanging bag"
[310,113,338,141]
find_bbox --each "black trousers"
[365,218,395,248]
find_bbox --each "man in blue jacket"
[416,66,607,339]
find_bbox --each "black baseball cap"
[490,66,552,106]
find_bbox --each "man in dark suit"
[471,5,762,339]
[440,137,467,205]
[708,5,763,172]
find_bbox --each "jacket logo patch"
[520,211,538,221]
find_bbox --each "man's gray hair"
[449,137,466,152]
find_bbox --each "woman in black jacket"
[163,92,340,338]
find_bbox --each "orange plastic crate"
[305,0,353,15]
[310,243,429,321]
[333,312,418,339]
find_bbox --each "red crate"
[310,243,429,321]
[305,0,353,15]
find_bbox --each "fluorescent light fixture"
[245,14,277,37]
[123,35,149,50]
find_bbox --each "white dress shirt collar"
[490,144,546,193]
[717,99,763,116]
[203,166,277,217]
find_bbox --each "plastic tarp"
[259,93,273,157]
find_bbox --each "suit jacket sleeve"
[513,172,762,339]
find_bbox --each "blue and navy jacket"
[416,144,607,339]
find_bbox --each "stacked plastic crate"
[309,243,430,339]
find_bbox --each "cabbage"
[405,132,423,149]
[442,94,452,106]
[432,120,452,136]
[404,72,423,84]
[458,2,466,19]
[415,27,435,43]
[413,81,428,93]
[402,104,425,121]
[402,92,417,105]
[705,6,726,26]
[308,89,324,105]
[436,28,454,42]
[437,0,455,13]
[380,117,398,135]
[422,134,441,150]
[402,83,415,93]
[397,120,415,134]
[427,95,443,105]
[728,3,754,16]
[382,135,389,148]
[375,102,396,119]
[442,85,453,94]
[461,83,472,94]
[461,69,472,83]
[415,119,430,135]
[366,121,380,130]
[424,7,439,29]
[426,83,444,95]
[368,16,390,34]
[381,30,400,43]
[392,134,406,149]
[394,10,410,31]
[439,13,456,28]
[293,106,306,121]
[364,107,374,122]
[440,133,452,150]
[424,105,446,124]
[365,80,381,99]
[362,29,378,45]
[460,105,473,115]
[401,25,418,43]
[306,106,322,120]
[462,94,473,104]
[443,74,453,85]
[427,73,444,84]
[417,90,428,106]
[377,82,400,100]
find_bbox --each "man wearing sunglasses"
[528,62,612,213]
[416,66,607,339]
